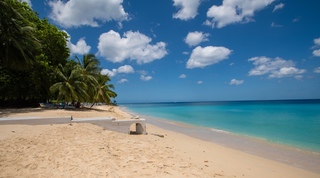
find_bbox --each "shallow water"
[122,100,320,152]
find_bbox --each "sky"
[23,0,320,103]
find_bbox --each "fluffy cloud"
[230,79,244,85]
[269,67,306,78]
[173,0,201,20]
[314,38,320,46]
[68,38,91,55]
[118,79,128,83]
[197,81,203,84]
[248,56,306,78]
[101,69,116,77]
[273,3,285,12]
[140,75,152,81]
[117,65,134,73]
[64,31,91,55]
[313,49,320,57]
[184,31,210,47]
[48,0,128,28]
[179,74,187,78]
[205,0,274,28]
[313,38,320,57]
[101,65,134,77]
[314,67,320,73]
[98,30,168,64]
[186,46,232,69]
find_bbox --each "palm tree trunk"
[90,102,95,108]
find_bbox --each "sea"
[122,99,320,152]
[121,99,320,172]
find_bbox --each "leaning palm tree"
[90,74,117,108]
[50,63,88,105]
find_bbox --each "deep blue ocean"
[122,100,320,152]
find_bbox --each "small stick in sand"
[149,133,165,138]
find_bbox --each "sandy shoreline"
[129,111,320,173]
[0,106,319,178]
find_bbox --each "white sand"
[0,106,319,178]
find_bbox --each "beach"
[0,106,319,178]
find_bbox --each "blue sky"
[24,0,320,103]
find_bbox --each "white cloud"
[314,67,320,73]
[184,31,210,47]
[140,75,152,81]
[98,30,168,64]
[117,65,135,73]
[186,46,232,69]
[314,38,320,46]
[230,79,244,85]
[313,49,320,57]
[312,38,320,57]
[269,67,306,78]
[118,79,128,83]
[205,0,274,28]
[19,0,32,7]
[271,22,282,28]
[173,0,201,20]
[197,81,203,84]
[101,65,134,77]
[101,69,117,77]
[48,0,128,28]
[248,56,306,78]
[273,3,285,12]
[64,31,91,55]
[68,38,91,55]
[179,74,187,78]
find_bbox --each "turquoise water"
[122,100,320,152]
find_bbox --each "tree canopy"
[0,0,116,108]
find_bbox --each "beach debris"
[149,133,165,138]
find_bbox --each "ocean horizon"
[121,99,320,152]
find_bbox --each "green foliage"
[0,0,70,107]
[50,64,89,103]
[50,54,117,106]
[0,0,40,69]
[93,74,117,104]
[0,1,117,107]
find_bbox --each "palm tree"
[90,74,117,107]
[50,63,88,105]
[50,54,117,108]
[76,54,100,75]
[0,0,40,70]
[76,54,100,102]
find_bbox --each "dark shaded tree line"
[0,0,116,108]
